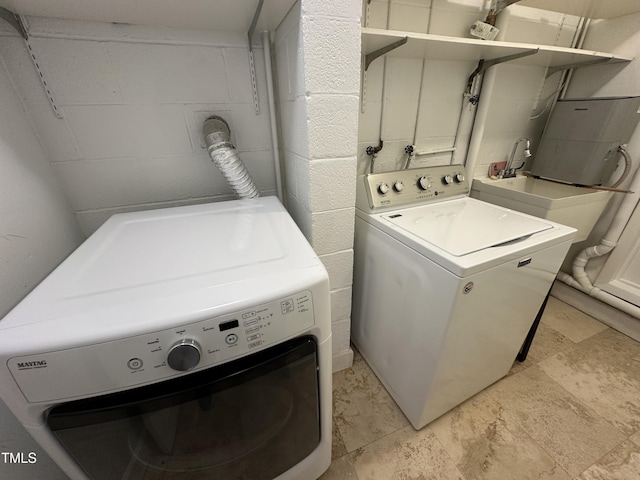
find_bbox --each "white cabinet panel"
[596,204,640,307]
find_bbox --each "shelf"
[362,28,632,71]
[0,0,295,33]
[518,0,640,20]
[0,0,297,119]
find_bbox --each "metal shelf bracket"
[476,48,539,75]
[1,8,63,118]
[466,48,538,92]
[364,37,408,71]
[546,57,613,78]
[0,6,27,39]
[247,0,264,114]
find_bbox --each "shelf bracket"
[364,36,408,71]
[467,48,538,91]
[546,57,614,78]
[485,0,522,25]
[478,48,539,75]
[1,9,64,118]
[0,6,27,39]
[247,0,264,114]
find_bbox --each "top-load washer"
[352,165,575,430]
[0,196,331,480]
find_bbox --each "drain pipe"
[557,156,640,319]
[464,66,496,187]
[203,116,260,199]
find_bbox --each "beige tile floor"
[321,296,640,480]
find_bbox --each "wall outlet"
[489,161,507,177]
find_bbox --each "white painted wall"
[0,41,82,480]
[0,17,277,236]
[275,0,361,372]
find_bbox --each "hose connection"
[203,116,260,200]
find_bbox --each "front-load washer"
[0,196,331,480]
[352,165,576,430]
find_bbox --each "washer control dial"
[378,183,390,195]
[454,173,465,183]
[442,174,453,185]
[393,181,405,192]
[167,339,201,372]
[417,176,431,190]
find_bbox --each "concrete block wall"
[0,18,276,236]
[358,0,581,179]
[275,0,361,372]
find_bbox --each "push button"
[225,333,238,345]
[127,358,143,370]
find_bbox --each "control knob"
[378,183,390,195]
[454,173,465,183]
[167,339,201,371]
[417,176,431,190]
[442,175,454,185]
[393,181,405,192]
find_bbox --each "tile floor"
[321,296,640,480]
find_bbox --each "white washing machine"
[0,196,331,480]
[352,165,575,430]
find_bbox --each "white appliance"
[0,196,332,480]
[352,165,575,430]
[532,96,640,185]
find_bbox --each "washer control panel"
[359,165,469,210]
[9,290,316,403]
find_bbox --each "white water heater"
[531,97,640,185]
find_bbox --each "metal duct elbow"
[203,116,260,199]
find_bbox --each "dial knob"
[442,175,453,185]
[417,176,431,190]
[393,181,405,192]
[167,339,201,372]
[454,173,465,183]
[378,183,390,195]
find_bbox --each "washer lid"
[384,198,553,256]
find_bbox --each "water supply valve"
[366,139,384,157]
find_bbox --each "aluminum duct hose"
[203,116,260,199]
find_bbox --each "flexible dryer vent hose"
[203,116,260,199]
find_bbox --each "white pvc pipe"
[464,67,497,188]
[262,30,284,205]
[557,159,640,320]
[557,271,640,319]
[416,147,456,156]
[572,163,640,291]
